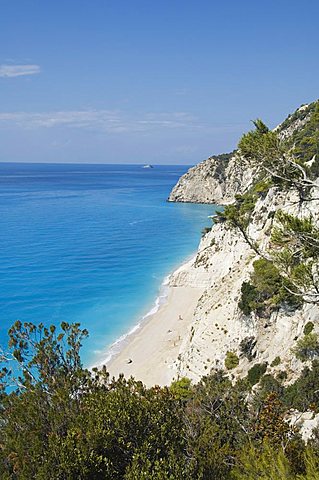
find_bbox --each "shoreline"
[104,256,203,387]
[96,274,171,366]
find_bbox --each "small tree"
[304,322,315,335]
[292,333,319,362]
[239,336,257,361]
[170,377,192,400]
[238,118,319,196]
[225,351,239,370]
[247,363,268,386]
[0,321,90,478]
[271,211,319,304]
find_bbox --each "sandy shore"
[105,284,203,387]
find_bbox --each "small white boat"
[142,164,154,169]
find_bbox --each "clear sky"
[0,0,318,164]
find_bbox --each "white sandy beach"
[105,284,203,387]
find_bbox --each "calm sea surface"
[0,163,215,365]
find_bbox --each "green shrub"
[239,336,257,361]
[257,374,284,399]
[251,259,283,299]
[170,377,192,400]
[213,209,227,223]
[230,193,257,228]
[225,351,239,370]
[231,444,293,479]
[304,322,315,336]
[271,356,281,367]
[292,333,319,362]
[215,191,258,230]
[238,259,301,317]
[283,360,319,411]
[247,362,268,386]
[238,282,258,316]
[251,178,272,197]
[276,370,288,382]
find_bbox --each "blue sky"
[0,0,318,164]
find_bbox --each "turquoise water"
[0,163,215,365]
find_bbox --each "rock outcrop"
[168,151,255,205]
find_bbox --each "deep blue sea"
[0,163,215,366]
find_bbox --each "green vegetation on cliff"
[219,101,319,317]
[238,258,302,317]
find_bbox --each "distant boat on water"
[142,164,154,169]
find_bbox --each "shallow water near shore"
[0,162,215,365]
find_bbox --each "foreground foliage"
[2,321,319,479]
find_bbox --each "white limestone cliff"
[168,152,255,205]
[166,102,319,385]
[168,186,319,384]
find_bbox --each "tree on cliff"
[238,108,319,200]
[234,104,319,307]
[271,210,319,303]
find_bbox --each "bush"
[225,351,239,370]
[213,209,227,223]
[238,282,258,316]
[251,259,283,299]
[283,360,319,411]
[271,356,281,367]
[232,444,293,479]
[239,336,257,361]
[170,377,192,400]
[225,193,257,229]
[292,333,319,362]
[238,259,301,317]
[247,363,268,386]
[304,321,315,336]
[252,178,273,197]
[255,375,284,404]
[276,370,288,383]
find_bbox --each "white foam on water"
[91,274,171,368]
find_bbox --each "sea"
[0,162,215,366]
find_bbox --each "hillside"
[167,101,319,385]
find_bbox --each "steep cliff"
[169,185,319,383]
[168,102,318,205]
[166,100,319,386]
[168,151,254,204]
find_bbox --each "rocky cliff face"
[169,185,319,383]
[167,101,319,385]
[168,103,316,205]
[168,152,255,205]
